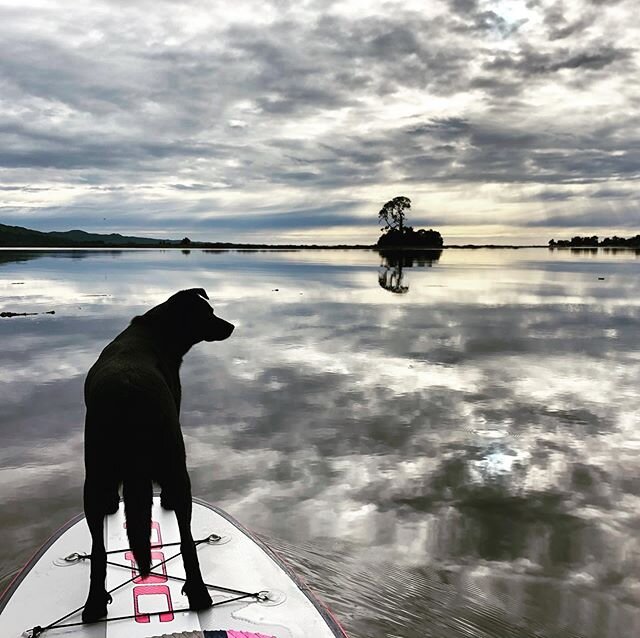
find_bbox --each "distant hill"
[0,223,176,247]
[0,222,376,249]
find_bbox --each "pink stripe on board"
[226,632,277,638]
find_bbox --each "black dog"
[82,288,234,622]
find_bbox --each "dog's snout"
[206,316,234,341]
[221,320,234,339]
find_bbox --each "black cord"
[31,547,185,636]
[26,535,265,636]
[102,534,220,556]
[103,557,257,597]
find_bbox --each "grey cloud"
[0,114,233,171]
[169,183,223,191]
[222,11,474,112]
[449,0,480,12]
[393,115,640,186]
[483,43,629,76]
[524,188,578,202]
[447,0,521,37]
[551,48,629,71]
[525,208,640,228]
[505,185,638,203]
[591,187,637,199]
[547,15,596,41]
[0,197,368,236]
[0,185,50,192]
[194,203,365,232]
[408,117,471,140]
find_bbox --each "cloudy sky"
[0,0,638,244]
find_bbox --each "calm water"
[1,247,640,637]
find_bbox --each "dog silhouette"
[82,288,234,622]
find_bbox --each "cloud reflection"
[1,248,640,636]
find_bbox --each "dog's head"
[134,288,234,347]
[176,288,235,342]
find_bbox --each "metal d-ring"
[256,589,286,606]
[54,551,88,566]
[64,552,83,563]
[205,532,231,545]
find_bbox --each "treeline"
[549,235,640,248]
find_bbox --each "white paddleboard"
[0,497,348,638]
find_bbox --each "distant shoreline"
[3,222,639,251]
[2,240,640,251]
[3,244,639,250]
[3,243,640,250]
[0,243,554,250]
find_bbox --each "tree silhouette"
[378,196,411,233]
[378,262,409,294]
[377,197,443,248]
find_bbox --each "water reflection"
[377,249,442,293]
[1,248,640,637]
[549,246,640,257]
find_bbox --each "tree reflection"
[377,249,442,293]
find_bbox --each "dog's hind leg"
[172,470,212,611]
[82,477,113,622]
[105,480,120,515]
[159,478,176,511]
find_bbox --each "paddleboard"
[0,497,348,638]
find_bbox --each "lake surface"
[1,247,640,637]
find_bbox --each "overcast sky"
[0,0,638,244]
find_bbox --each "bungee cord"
[24,534,267,638]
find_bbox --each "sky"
[0,0,638,245]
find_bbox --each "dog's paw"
[182,581,212,611]
[160,492,175,511]
[82,590,112,623]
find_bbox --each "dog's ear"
[183,288,209,300]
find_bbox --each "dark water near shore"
[1,247,640,637]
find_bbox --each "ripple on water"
[261,535,599,638]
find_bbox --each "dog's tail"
[123,473,153,576]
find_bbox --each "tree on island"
[378,196,411,234]
[376,196,443,248]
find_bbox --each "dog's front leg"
[173,474,212,611]
[82,481,112,622]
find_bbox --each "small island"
[375,196,443,249]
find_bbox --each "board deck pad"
[0,497,347,638]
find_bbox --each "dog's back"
[85,324,183,452]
